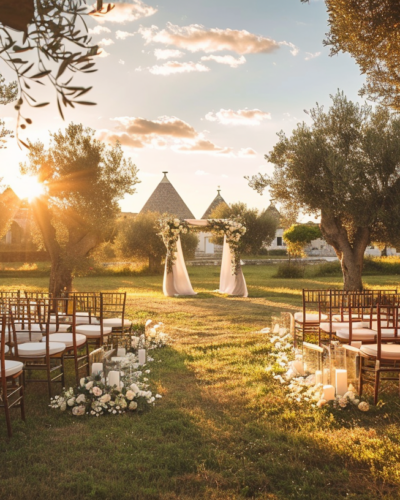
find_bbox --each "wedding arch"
[159,216,248,297]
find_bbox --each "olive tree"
[283,224,322,257]
[302,0,400,110]
[0,74,17,148]
[22,122,139,295]
[210,202,278,255]
[248,92,400,290]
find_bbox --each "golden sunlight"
[11,176,45,201]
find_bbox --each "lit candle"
[323,385,335,401]
[335,369,348,396]
[108,371,120,388]
[91,363,103,375]
[315,370,322,385]
[138,349,147,366]
[117,347,126,357]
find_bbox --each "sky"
[0,0,367,218]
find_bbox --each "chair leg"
[46,358,52,398]
[374,369,380,405]
[3,384,12,438]
[85,343,90,376]
[20,379,25,421]
[359,358,364,397]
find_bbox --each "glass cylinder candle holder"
[302,342,323,375]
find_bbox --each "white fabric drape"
[163,236,196,297]
[218,236,248,297]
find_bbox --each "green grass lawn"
[1,266,400,500]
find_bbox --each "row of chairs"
[296,289,400,403]
[0,292,132,437]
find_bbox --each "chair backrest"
[24,291,52,300]
[0,314,6,378]
[376,304,400,360]
[100,292,126,321]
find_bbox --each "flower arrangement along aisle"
[50,321,169,417]
[158,215,246,275]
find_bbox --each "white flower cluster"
[50,347,163,417]
[263,322,370,412]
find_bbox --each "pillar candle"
[293,360,305,376]
[323,385,335,401]
[335,369,348,396]
[315,370,322,385]
[108,371,120,388]
[273,324,280,334]
[117,347,126,357]
[91,363,103,375]
[138,349,147,366]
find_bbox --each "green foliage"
[0,1,108,143]
[248,91,400,290]
[283,224,322,257]
[21,123,139,293]
[314,256,400,277]
[273,262,306,279]
[0,74,17,149]
[209,201,278,255]
[321,0,400,110]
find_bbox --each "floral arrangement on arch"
[158,215,246,276]
[206,218,246,275]
[158,215,190,274]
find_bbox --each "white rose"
[76,394,86,404]
[126,390,135,401]
[129,401,138,411]
[60,402,67,411]
[72,405,85,416]
[85,381,93,390]
[130,383,140,394]
[174,219,180,227]
[80,378,86,387]
[100,394,111,404]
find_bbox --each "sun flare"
[11,176,45,201]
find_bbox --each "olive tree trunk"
[320,212,370,291]
[32,197,99,296]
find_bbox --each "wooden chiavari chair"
[9,298,66,397]
[0,314,25,437]
[359,304,400,404]
[47,297,89,385]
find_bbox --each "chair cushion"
[15,342,65,357]
[294,312,328,323]
[361,344,400,360]
[76,316,100,325]
[336,328,377,341]
[0,360,23,378]
[320,321,363,333]
[75,325,112,338]
[44,333,86,348]
[102,318,131,328]
[332,314,362,321]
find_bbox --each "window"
[277,237,282,246]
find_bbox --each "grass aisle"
[0,267,400,499]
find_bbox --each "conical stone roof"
[140,172,195,219]
[201,189,228,219]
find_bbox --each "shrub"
[313,256,400,277]
[273,262,306,279]
[313,261,342,277]
[267,249,287,256]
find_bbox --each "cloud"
[201,55,246,68]
[148,61,210,75]
[174,139,233,155]
[96,1,157,24]
[154,48,185,60]
[119,59,125,65]
[98,38,114,46]
[195,170,209,176]
[89,25,111,35]
[205,108,271,126]
[139,23,281,55]
[279,41,299,56]
[238,147,257,157]
[98,115,233,155]
[304,51,321,61]
[116,30,135,40]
